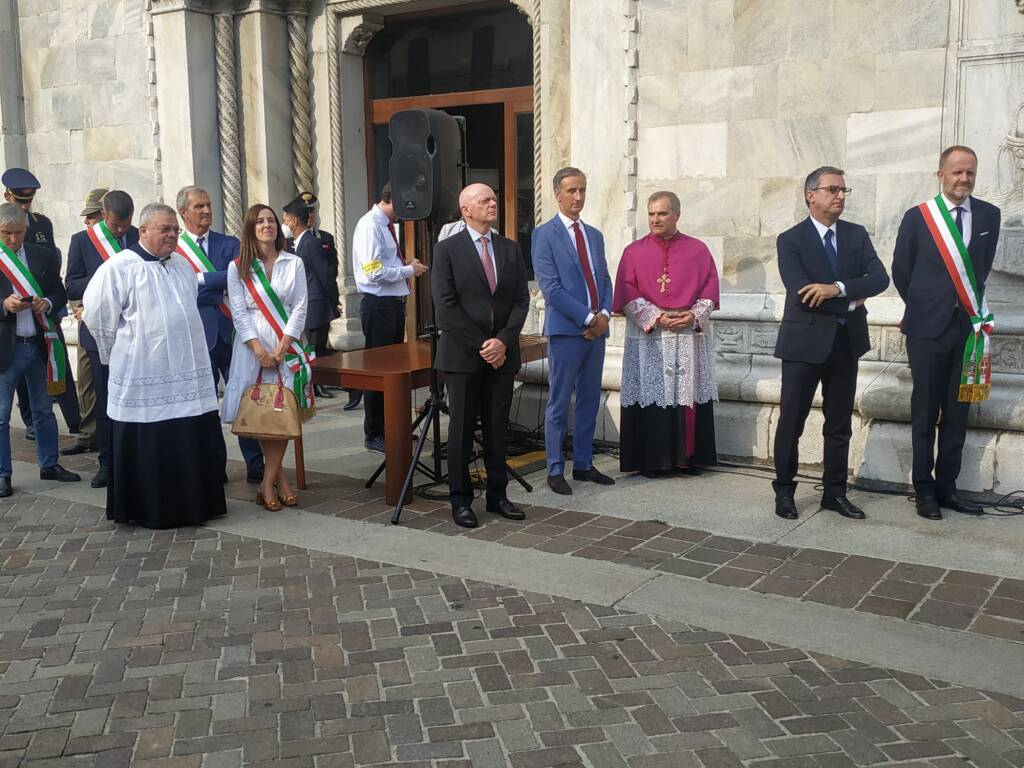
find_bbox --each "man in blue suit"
[66,190,139,489]
[532,167,616,495]
[176,186,264,483]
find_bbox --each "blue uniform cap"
[2,167,41,195]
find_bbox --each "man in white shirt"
[351,182,427,453]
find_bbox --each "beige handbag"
[231,369,301,440]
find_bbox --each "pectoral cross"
[657,271,671,294]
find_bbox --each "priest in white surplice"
[82,202,227,527]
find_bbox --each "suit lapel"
[459,229,491,293]
[966,199,986,265]
[801,218,832,278]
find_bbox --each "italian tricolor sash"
[238,258,316,413]
[176,232,232,320]
[918,195,994,402]
[0,242,67,395]
[86,221,121,261]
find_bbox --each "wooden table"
[312,336,548,505]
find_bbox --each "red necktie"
[572,222,600,311]
[480,236,497,294]
[387,221,403,257]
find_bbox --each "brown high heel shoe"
[280,492,298,507]
[256,489,282,512]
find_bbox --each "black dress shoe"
[678,466,702,476]
[61,443,93,456]
[639,470,661,479]
[938,492,984,516]
[343,392,363,411]
[487,499,526,520]
[915,494,942,520]
[364,436,385,454]
[546,474,572,495]
[90,467,108,489]
[39,464,81,482]
[821,495,866,520]
[775,496,799,520]
[0,477,11,498]
[452,506,479,528]
[572,467,616,485]
[24,427,35,441]
[315,386,335,399]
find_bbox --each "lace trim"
[109,389,209,409]
[109,367,213,388]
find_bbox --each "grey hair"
[139,202,177,226]
[176,185,208,211]
[552,166,586,192]
[101,190,135,220]
[803,166,845,206]
[647,190,681,214]
[0,202,29,229]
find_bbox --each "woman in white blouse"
[222,204,308,511]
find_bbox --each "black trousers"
[906,311,973,499]
[359,295,406,439]
[773,324,857,499]
[308,325,333,358]
[84,346,110,470]
[444,367,515,508]
[17,354,80,431]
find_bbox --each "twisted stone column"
[214,12,243,236]
[327,10,346,253]
[287,11,315,196]
[532,0,543,225]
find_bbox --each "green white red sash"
[0,242,67,395]
[238,257,316,411]
[86,221,122,261]
[176,232,232,320]
[918,195,994,402]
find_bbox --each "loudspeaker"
[388,109,462,222]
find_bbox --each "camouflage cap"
[80,188,110,216]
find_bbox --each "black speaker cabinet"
[388,108,462,221]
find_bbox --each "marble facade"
[2,0,1024,491]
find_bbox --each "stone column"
[286,2,315,196]
[214,11,243,236]
[0,0,26,170]
[151,2,223,224]
[322,12,384,351]
[235,4,292,212]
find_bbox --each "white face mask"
[281,223,293,240]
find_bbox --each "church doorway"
[363,2,535,332]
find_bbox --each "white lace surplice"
[82,251,219,423]
[620,298,717,408]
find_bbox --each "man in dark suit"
[283,196,335,400]
[0,203,81,497]
[65,190,139,489]
[892,146,1000,520]
[772,166,890,521]
[176,185,264,483]
[432,184,531,529]
[531,167,615,495]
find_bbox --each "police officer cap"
[300,192,318,209]
[2,167,41,199]
[283,196,308,216]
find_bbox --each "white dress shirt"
[8,245,52,337]
[352,205,412,297]
[941,194,972,246]
[808,216,856,312]
[557,211,608,324]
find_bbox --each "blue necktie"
[824,229,839,277]
[953,206,964,236]
[118,235,125,249]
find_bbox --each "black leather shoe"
[90,467,108,489]
[0,477,11,498]
[343,392,363,411]
[487,499,526,520]
[915,494,942,520]
[678,466,702,476]
[61,443,93,456]
[39,464,81,482]
[775,496,799,520]
[821,495,866,520]
[315,386,335,399]
[24,427,35,441]
[572,467,616,486]
[364,436,385,454]
[938,492,984,515]
[452,506,479,528]
[639,470,661,479]
[546,474,572,495]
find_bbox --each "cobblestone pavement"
[3,490,1024,767]
[223,467,1024,647]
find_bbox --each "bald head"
[459,183,499,233]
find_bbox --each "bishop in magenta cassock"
[612,191,719,477]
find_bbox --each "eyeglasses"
[811,186,852,197]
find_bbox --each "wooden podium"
[312,337,547,505]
